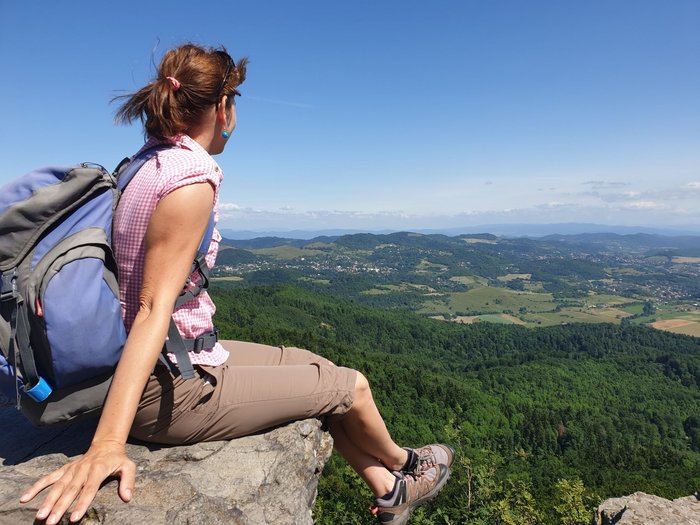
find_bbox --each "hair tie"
[166,76,181,91]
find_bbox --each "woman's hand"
[19,440,136,524]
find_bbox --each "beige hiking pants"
[129,340,357,444]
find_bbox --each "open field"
[361,285,402,295]
[501,313,527,325]
[416,259,448,272]
[652,318,700,337]
[478,314,520,324]
[521,307,627,327]
[211,276,244,282]
[298,277,330,285]
[454,315,479,324]
[419,288,646,322]
[418,286,557,316]
[620,303,644,315]
[451,314,521,325]
[497,273,532,281]
[362,283,437,295]
[461,237,497,244]
[363,279,700,336]
[429,305,700,334]
[610,267,645,275]
[449,275,487,286]
[583,294,636,306]
[672,256,700,264]
[449,287,556,313]
[583,306,630,321]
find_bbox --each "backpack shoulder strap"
[115,143,218,380]
[166,211,216,380]
[115,144,171,192]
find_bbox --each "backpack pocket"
[27,228,126,390]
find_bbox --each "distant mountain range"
[220,223,700,240]
[220,230,700,257]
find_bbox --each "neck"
[187,106,225,155]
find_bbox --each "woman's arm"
[20,181,215,525]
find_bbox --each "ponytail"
[114,44,248,140]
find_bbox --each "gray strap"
[1,270,18,301]
[165,319,196,380]
[15,300,40,392]
[182,330,219,353]
[160,328,218,379]
[174,254,211,309]
[8,297,21,409]
[158,352,180,377]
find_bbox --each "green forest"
[210,284,700,524]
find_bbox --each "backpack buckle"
[0,270,17,301]
[191,329,219,353]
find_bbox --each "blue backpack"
[0,147,216,426]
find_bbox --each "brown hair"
[114,43,248,140]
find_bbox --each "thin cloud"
[582,181,630,189]
[246,95,313,109]
[216,202,700,231]
[624,200,662,210]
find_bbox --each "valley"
[212,231,700,337]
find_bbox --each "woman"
[20,43,453,525]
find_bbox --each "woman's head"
[115,44,248,141]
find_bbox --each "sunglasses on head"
[216,51,241,104]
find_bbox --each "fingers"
[118,460,137,503]
[19,453,136,524]
[70,458,136,521]
[19,466,68,503]
[33,466,97,525]
[41,476,84,525]
[67,470,108,523]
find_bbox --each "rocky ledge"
[594,491,700,525]
[0,403,333,525]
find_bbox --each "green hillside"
[214,231,700,338]
[210,284,700,524]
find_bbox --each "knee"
[353,371,371,406]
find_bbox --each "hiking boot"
[371,464,450,524]
[401,444,455,476]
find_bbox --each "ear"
[215,95,229,125]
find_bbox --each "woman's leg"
[341,372,407,472]
[329,419,397,497]
[220,340,337,368]
[133,341,406,485]
[217,341,409,475]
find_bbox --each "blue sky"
[1,1,698,232]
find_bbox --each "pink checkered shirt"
[113,134,229,367]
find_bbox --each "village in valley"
[211,231,700,338]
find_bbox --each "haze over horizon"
[1,1,698,231]
[217,222,700,241]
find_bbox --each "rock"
[0,405,333,525]
[594,491,700,525]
